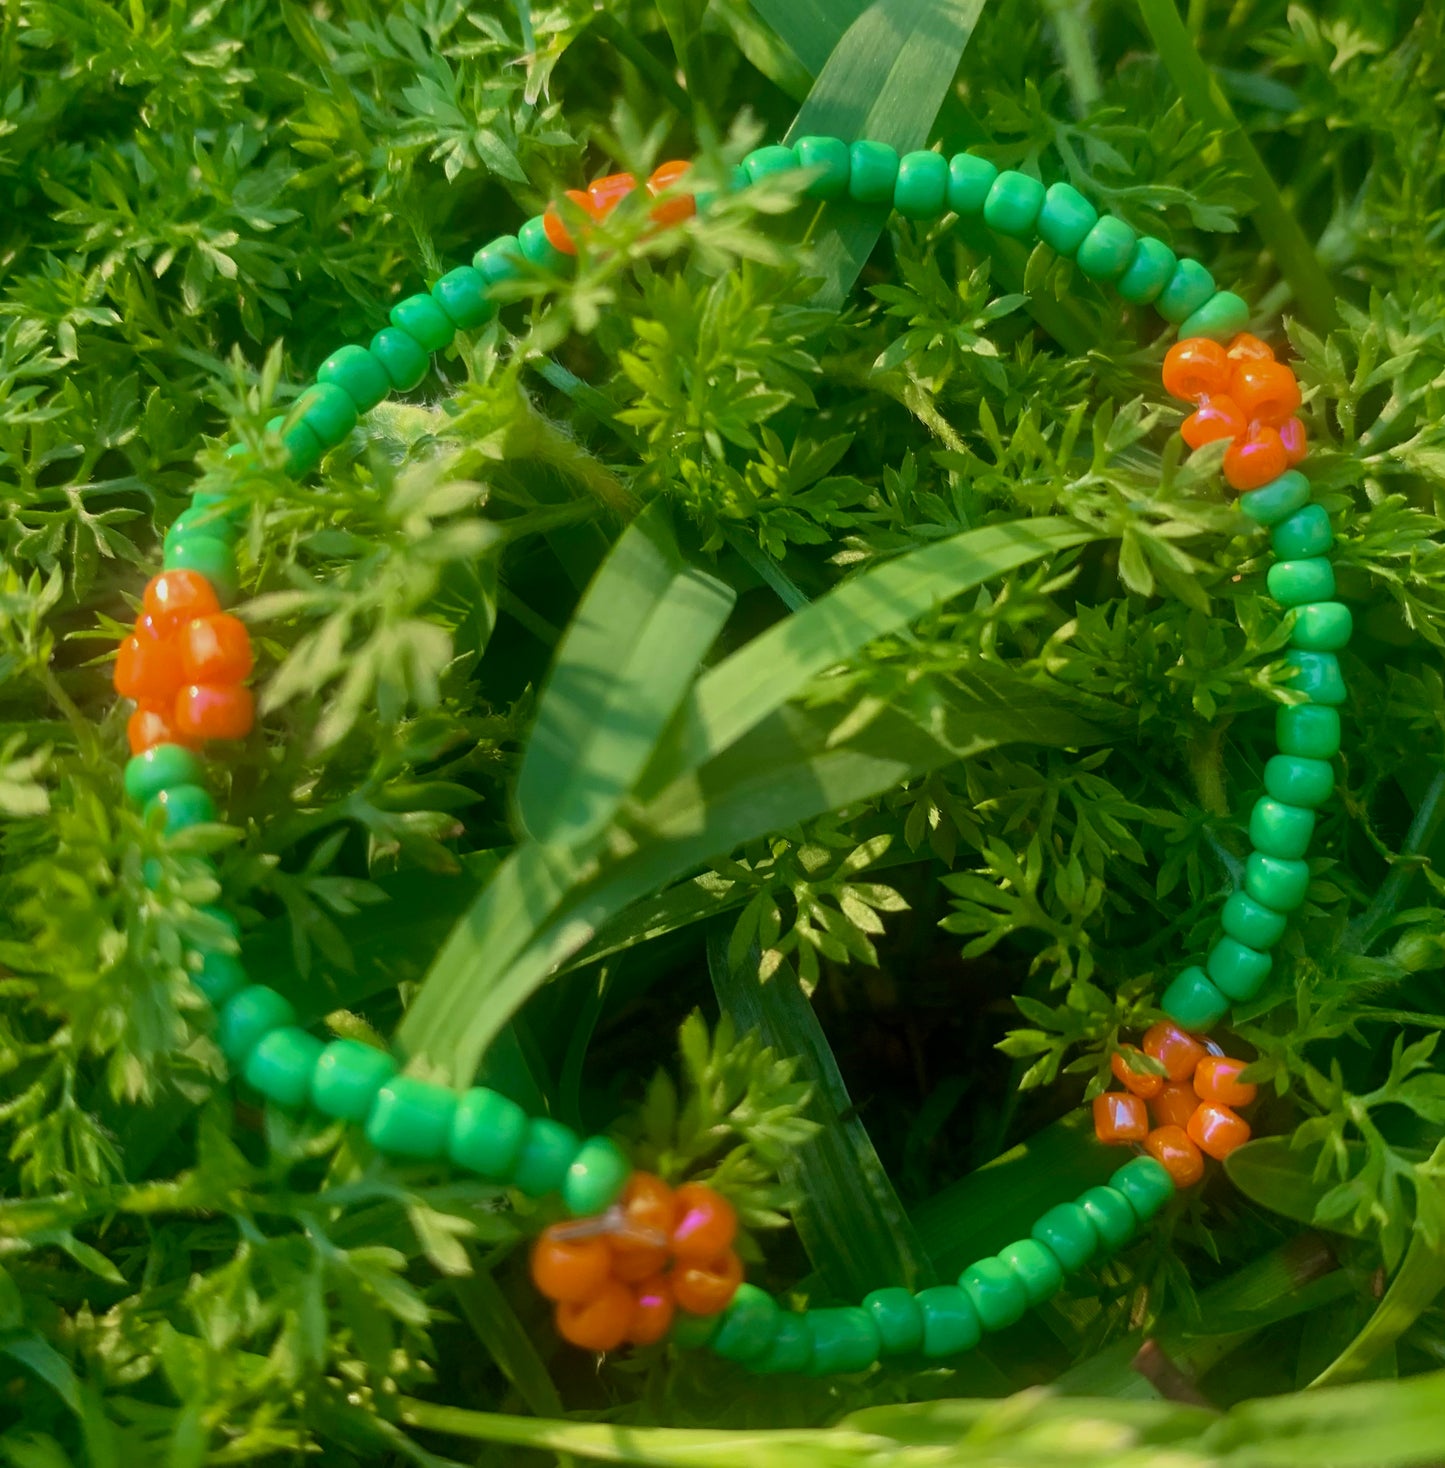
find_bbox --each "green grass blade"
[747,0,870,77]
[448,1260,566,1420]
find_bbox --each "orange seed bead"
[1162,337,1231,403]
[1226,332,1275,364]
[1193,1055,1257,1108]
[670,1182,738,1262]
[143,570,220,634]
[555,1279,633,1352]
[610,1171,676,1282]
[1152,1080,1200,1130]
[542,190,596,256]
[587,171,637,219]
[114,622,185,702]
[1279,416,1308,465]
[174,683,254,742]
[1187,1100,1252,1160]
[181,613,253,685]
[1093,1091,1150,1144]
[127,703,192,755]
[1144,1124,1206,1188]
[1224,424,1289,491]
[531,1229,612,1303]
[625,1274,676,1346]
[1142,1022,1206,1083]
[647,159,695,226]
[1229,359,1301,427]
[670,1248,743,1316]
[1181,395,1247,449]
[1111,1047,1164,1099]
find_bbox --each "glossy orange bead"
[670,1183,738,1262]
[542,190,595,256]
[1144,1124,1205,1187]
[626,1274,676,1345]
[1111,1047,1163,1099]
[588,172,637,219]
[1142,1022,1205,1083]
[1224,424,1288,491]
[1279,416,1308,465]
[1181,395,1247,449]
[127,703,193,755]
[1193,1056,1258,1108]
[1229,360,1301,427]
[181,614,253,685]
[143,570,220,634]
[1152,1080,1200,1130]
[670,1248,744,1316]
[531,1229,612,1303]
[555,1279,633,1352]
[1162,337,1230,403]
[610,1171,676,1282]
[1187,1100,1251,1160]
[1226,332,1275,364]
[114,623,184,702]
[1092,1091,1149,1144]
[647,159,695,226]
[174,683,254,742]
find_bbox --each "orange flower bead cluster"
[542,161,695,254]
[1162,333,1306,492]
[115,570,255,753]
[529,1173,742,1352]
[1093,1022,1257,1188]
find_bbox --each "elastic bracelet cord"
[112,137,1342,1370]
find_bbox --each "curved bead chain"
[112,135,1344,1372]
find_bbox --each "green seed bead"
[197,903,240,943]
[431,265,495,330]
[1284,650,1347,706]
[1240,470,1312,527]
[997,1238,1064,1306]
[1075,216,1137,281]
[1272,504,1334,559]
[1245,852,1311,913]
[959,1258,1029,1332]
[312,1039,397,1122]
[145,784,216,833]
[1115,235,1177,304]
[169,505,236,545]
[244,1026,324,1109]
[794,135,850,200]
[671,1310,720,1349]
[317,344,391,414]
[389,292,455,354]
[946,153,998,214]
[749,1313,813,1374]
[1268,558,1335,607]
[1250,796,1316,860]
[744,144,799,185]
[449,1087,527,1178]
[1291,602,1353,653]
[265,411,324,477]
[711,1283,780,1363]
[296,381,359,451]
[162,536,237,604]
[218,985,296,1067]
[1110,1157,1176,1224]
[474,235,524,285]
[1036,182,1099,255]
[368,327,430,392]
[195,950,246,1007]
[189,491,245,528]
[893,150,949,219]
[1206,935,1272,1002]
[511,1117,582,1196]
[1156,259,1217,323]
[1264,753,1335,809]
[862,1287,924,1355]
[848,140,900,204]
[1277,703,1341,758]
[982,170,1045,237]
[1030,1201,1100,1271]
[806,1307,880,1375]
[914,1284,982,1357]
[562,1135,630,1217]
[366,1077,458,1160]
[517,215,571,272]
[1076,1186,1136,1253]
[1221,889,1288,950]
[1179,290,1250,342]
[124,744,203,805]
[1160,965,1230,1032]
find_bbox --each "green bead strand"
[847,140,899,204]
[1239,470,1311,527]
[1264,754,1335,809]
[1179,290,1250,341]
[450,1087,527,1178]
[805,1307,880,1375]
[893,150,949,219]
[794,135,850,199]
[1244,852,1311,913]
[317,344,391,413]
[512,1117,582,1196]
[1075,216,1136,281]
[194,950,247,1007]
[312,1039,398,1122]
[163,537,237,604]
[1206,936,1272,1002]
[862,1287,924,1355]
[562,1135,630,1216]
[1220,889,1288,950]
[168,505,235,544]
[1036,182,1098,255]
[296,381,359,450]
[1249,796,1316,860]
[982,170,1045,237]
[959,1258,1028,1331]
[1110,1157,1176,1223]
[518,215,571,272]
[1115,236,1176,304]
[474,235,524,285]
[749,1313,813,1374]
[1277,703,1341,758]
[366,1077,458,1160]
[245,1026,324,1109]
[1156,259,1217,323]
[389,293,455,353]
[1284,650,1347,706]
[744,144,799,185]
[145,784,216,833]
[997,1238,1064,1305]
[1031,1201,1099,1271]
[1291,602,1353,652]
[947,153,998,214]
[1272,504,1334,559]
[711,1283,780,1363]
[1076,1186,1135,1252]
[432,265,496,330]
[914,1285,982,1357]
[369,327,430,392]
[1160,965,1230,1031]
[1268,558,1335,607]
[267,412,324,477]
[124,744,203,805]
[218,985,296,1067]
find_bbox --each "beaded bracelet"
[112,136,1342,1373]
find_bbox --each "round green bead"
[794,135,850,199]
[389,292,455,353]
[982,169,1045,237]
[1160,965,1230,1032]
[997,1238,1064,1306]
[517,215,571,272]
[1277,703,1341,758]
[960,1258,1028,1332]
[749,1313,813,1374]
[431,266,495,331]
[169,505,236,544]
[947,153,998,214]
[317,344,391,413]
[562,1135,630,1216]
[218,985,296,1067]
[862,1287,924,1355]
[474,235,524,285]
[1291,601,1353,652]
[450,1087,527,1178]
[1268,558,1335,607]
[1245,852,1311,913]
[245,1026,324,1109]
[914,1284,982,1357]
[367,327,430,392]
[1206,935,1272,1002]
[1031,1201,1099,1272]
[124,744,203,806]
[1156,259,1217,323]
[848,140,899,204]
[806,1307,880,1375]
[1272,504,1333,559]
[162,536,236,604]
[189,490,245,529]
[1179,290,1250,341]
[145,784,216,833]
[1076,1186,1136,1253]
[268,413,324,477]
[1115,235,1177,304]
[1264,753,1335,809]
[1284,650,1347,706]
[893,150,949,219]
[671,1310,720,1349]
[1249,796,1316,859]
[744,144,799,185]
[365,1077,458,1160]
[197,903,240,943]
[1240,470,1312,527]
[297,381,359,451]
[194,950,247,1007]
[1221,889,1288,950]
[1075,216,1137,281]
[312,1038,398,1122]
[1036,182,1098,255]
[511,1117,582,1196]
[1110,1157,1176,1223]
[711,1283,780,1363]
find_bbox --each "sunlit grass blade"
[747,0,870,77]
